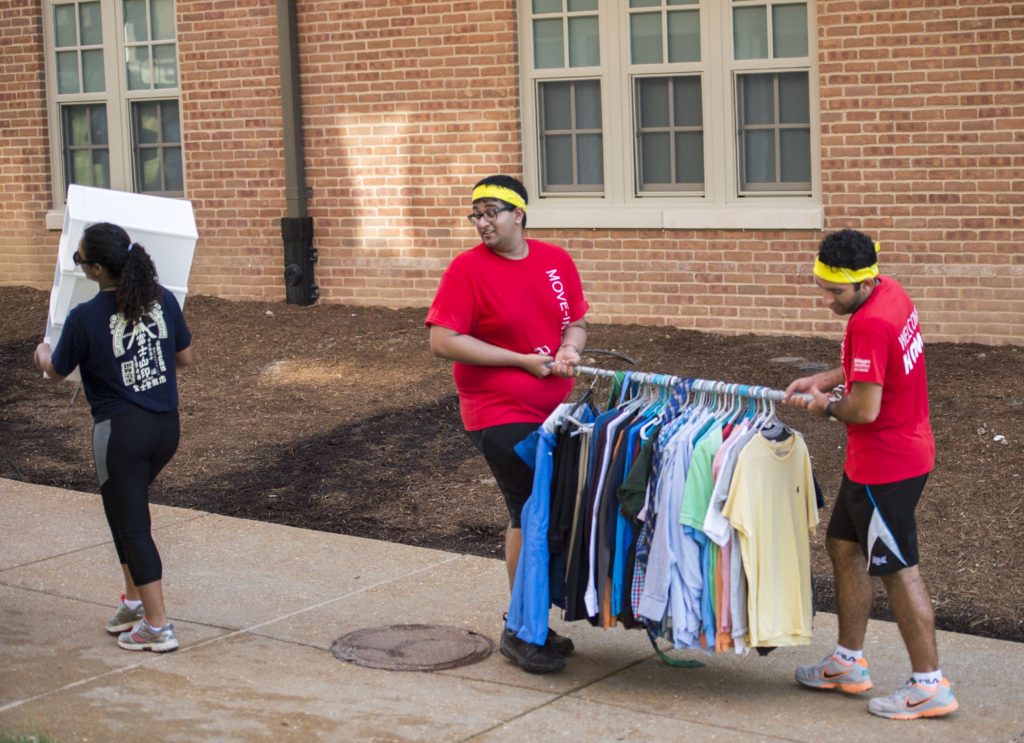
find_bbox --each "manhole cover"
[331,624,494,672]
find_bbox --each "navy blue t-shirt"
[52,286,192,422]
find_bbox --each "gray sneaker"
[868,677,959,720]
[118,621,179,652]
[105,597,145,634]
[795,654,873,693]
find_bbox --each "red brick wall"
[2,0,1021,345]
[295,0,833,336]
[0,3,51,286]
[556,230,829,334]
[294,0,1023,343]
[177,0,288,300]
[815,0,1024,345]
[300,0,523,305]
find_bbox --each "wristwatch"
[824,401,839,422]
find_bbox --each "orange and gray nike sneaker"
[795,654,874,693]
[868,677,959,720]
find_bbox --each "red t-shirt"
[425,239,589,431]
[841,276,935,484]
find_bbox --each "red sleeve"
[846,315,889,385]
[425,260,474,333]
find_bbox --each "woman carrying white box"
[34,221,193,652]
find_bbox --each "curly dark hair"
[80,222,161,326]
[473,174,529,229]
[817,229,878,271]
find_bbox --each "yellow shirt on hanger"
[721,433,818,647]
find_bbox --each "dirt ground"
[2,285,1022,643]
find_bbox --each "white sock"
[911,669,943,686]
[123,598,142,610]
[834,645,863,664]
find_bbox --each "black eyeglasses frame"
[466,205,515,224]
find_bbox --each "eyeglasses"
[467,206,514,224]
[72,251,93,266]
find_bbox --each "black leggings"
[93,407,180,587]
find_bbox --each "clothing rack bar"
[572,364,811,403]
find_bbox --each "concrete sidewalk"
[1,477,1020,742]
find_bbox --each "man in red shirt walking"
[426,174,588,674]
[784,229,958,720]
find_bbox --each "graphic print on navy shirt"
[109,303,172,392]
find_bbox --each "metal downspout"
[276,0,318,304]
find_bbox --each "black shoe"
[544,627,574,657]
[500,629,566,674]
[500,613,575,658]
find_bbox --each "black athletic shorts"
[465,422,539,528]
[827,472,928,576]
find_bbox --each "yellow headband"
[813,242,881,284]
[472,184,526,211]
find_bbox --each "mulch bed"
[2,285,1021,642]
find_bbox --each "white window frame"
[41,0,184,229]
[518,0,823,230]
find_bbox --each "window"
[540,79,604,191]
[43,0,183,221]
[518,0,822,229]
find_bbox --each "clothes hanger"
[758,388,793,441]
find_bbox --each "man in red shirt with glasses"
[426,174,588,674]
